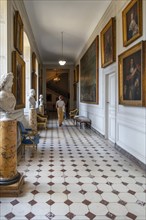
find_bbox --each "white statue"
[0,72,16,118]
[39,94,44,106]
[28,89,36,109]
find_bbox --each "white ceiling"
[23,0,112,65]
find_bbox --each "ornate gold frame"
[74,65,79,83]
[14,11,23,55]
[12,51,25,109]
[80,36,99,104]
[101,17,116,68]
[122,0,142,47]
[118,41,146,106]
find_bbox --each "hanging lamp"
[59,32,66,66]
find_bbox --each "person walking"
[56,95,65,126]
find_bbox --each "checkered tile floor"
[0,114,146,220]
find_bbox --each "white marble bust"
[29,89,36,109]
[0,72,16,118]
[39,94,44,106]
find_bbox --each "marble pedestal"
[0,119,24,197]
[29,108,37,132]
[39,105,44,115]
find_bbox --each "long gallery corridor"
[0,115,146,220]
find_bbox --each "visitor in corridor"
[56,95,65,126]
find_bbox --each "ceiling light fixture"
[59,32,66,66]
[53,74,60,82]
[53,70,60,82]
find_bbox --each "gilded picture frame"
[101,17,116,68]
[118,41,146,106]
[122,0,142,47]
[74,65,79,83]
[14,11,23,55]
[32,52,36,72]
[80,36,99,104]
[39,65,43,95]
[12,51,25,109]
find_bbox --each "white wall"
[5,0,42,128]
[76,0,146,165]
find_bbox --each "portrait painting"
[118,41,146,106]
[14,11,23,55]
[74,65,79,83]
[80,36,99,104]
[122,0,142,47]
[39,66,43,95]
[32,52,36,72]
[101,17,116,68]
[12,51,25,109]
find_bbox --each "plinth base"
[0,173,24,197]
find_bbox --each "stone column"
[39,105,44,115]
[0,119,24,196]
[29,108,37,132]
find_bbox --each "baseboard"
[91,126,105,139]
[115,144,146,171]
[91,127,146,171]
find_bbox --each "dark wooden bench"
[74,116,91,128]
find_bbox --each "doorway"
[105,72,116,143]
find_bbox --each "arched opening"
[23,32,31,114]
[36,58,39,107]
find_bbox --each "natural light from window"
[0,0,7,76]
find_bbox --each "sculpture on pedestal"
[0,72,16,119]
[39,94,44,106]
[0,72,24,194]
[28,89,36,109]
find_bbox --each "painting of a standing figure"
[123,53,141,100]
[127,11,139,40]
[118,41,146,106]
[122,0,142,47]
[100,17,116,68]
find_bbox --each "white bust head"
[39,94,43,106]
[0,72,16,118]
[0,72,14,93]
[30,89,35,97]
[29,89,36,108]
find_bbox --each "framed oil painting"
[74,64,79,83]
[14,11,23,55]
[101,17,116,68]
[80,36,99,104]
[39,65,43,95]
[118,41,146,106]
[32,52,36,72]
[12,51,25,109]
[122,0,142,47]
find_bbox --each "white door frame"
[105,71,117,143]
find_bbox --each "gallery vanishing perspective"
[0,0,146,220]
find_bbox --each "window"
[0,0,7,75]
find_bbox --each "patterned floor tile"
[0,115,145,220]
